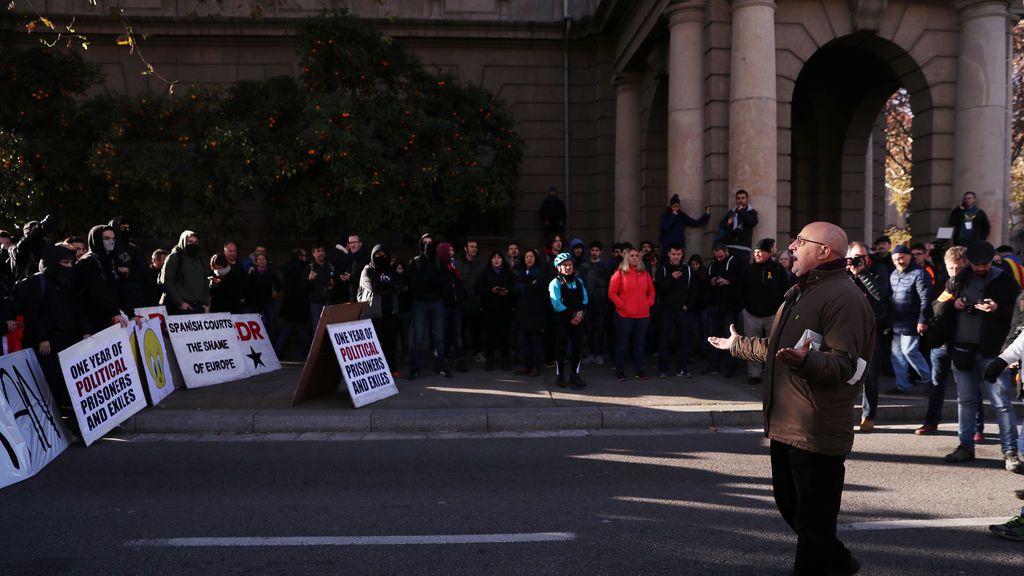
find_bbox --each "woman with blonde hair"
[608,248,655,381]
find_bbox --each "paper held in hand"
[794,329,867,385]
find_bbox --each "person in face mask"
[73,225,129,337]
[107,216,148,317]
[358,244,405,374]
[208,253,246,314]
[406,233,451,379]
[14,243,84,435]
[158,230,210,315]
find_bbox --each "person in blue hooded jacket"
[549,252,588,388]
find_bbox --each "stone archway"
[789,33,932,243]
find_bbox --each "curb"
[122,402,992,435]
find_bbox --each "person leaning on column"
[709,222,874,576]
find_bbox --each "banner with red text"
[327,319,398,408]
[231,314,281,378]
[0,349,70,489]
[59,324,146,447]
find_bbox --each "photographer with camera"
[8,214,58,285]
[942,241,1020,470]
[846,242,890,433]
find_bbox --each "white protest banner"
[165,313,247,388]
[131,318,176,406]
[0,349,70,489]
[59,324,147,447]
[327,319,398,408]
[232,313,281,377]
[135,306,185,390]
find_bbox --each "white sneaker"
[473,353,487,363]
[595,355,605,365]
[1006,452,1022,473]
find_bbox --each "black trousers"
[372,315,399,372]
[554,315,582,378]
[769,440,850,576]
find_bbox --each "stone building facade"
[3,0,1020,252]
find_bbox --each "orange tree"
[0,10,525,241]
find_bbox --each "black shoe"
[747,377,762,386]
[829,554,861,576]
[455,359,468,373]
[1015,488,1024,500]
[408,370,419,381]
[616,369,625,382]
[438,368,454,378]
[885,386,910,395]
[485,359,495,371]
[570,374,587,388]
[555,376,568,388]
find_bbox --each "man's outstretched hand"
[708,324,739,351]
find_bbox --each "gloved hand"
[983,358,1008,383]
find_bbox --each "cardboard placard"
[232,313,282,377]
[0,349,70,489]
[291,302,366,406]
[165,313,248,389]
[327,319,398,408]
[134,306,185,390]
[59,324,147,447]
[130,318,176,406]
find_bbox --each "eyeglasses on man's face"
[793,236,827,248]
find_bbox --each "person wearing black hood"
[358,244,404,373]
[107,216,149,317]
[14,243,83,432]
[159,230,210,314]
[654,243,698,378]
[407,233,451,379]
[477,251,515,371]
[8,214,58,284]
[74,225,130,336]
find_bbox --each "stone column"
[952,0,1012,245]
[665,0,708,255]
[614,74,643,243]
[728,0,777,245]
[864,132,874,244]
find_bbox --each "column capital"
[729,0,775,12]
[612,72,643,90]
[664,0,706,27]
[953,0,1011,21]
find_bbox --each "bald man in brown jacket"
[710,222,875,576]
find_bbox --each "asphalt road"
[2,426,1022,576]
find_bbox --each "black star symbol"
[246,346,266,370]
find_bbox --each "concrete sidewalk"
[122,358,958,435]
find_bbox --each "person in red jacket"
[609,248,655,381]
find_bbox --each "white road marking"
[838,517,1007,531]
[126,532,576,547]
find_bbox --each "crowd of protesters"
[2,186,1023,539]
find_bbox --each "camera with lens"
[849,256,864,268]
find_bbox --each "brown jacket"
[731,265,875,456]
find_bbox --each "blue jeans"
[308,302,326,337]
[953,354,1018,453]
[412,300,446,372]
[890,334,931,391]
[924,346,985,430]
[614,313,649,375]
[658,309,694,373]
